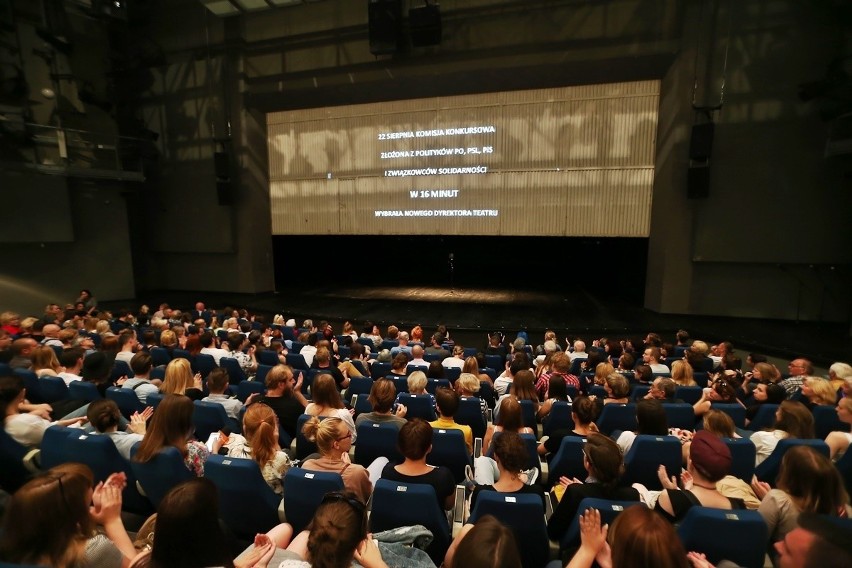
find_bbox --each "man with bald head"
[408,343,429,367]
[41,324,63,347]
[779,358,814,399]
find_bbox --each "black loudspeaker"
[214,151,230,179]
[687,164,710,199]
[409,4,441,46]
[689,122,715,161]
[216,179,234,206]
[368,0,402,55]
[214,152,233,205]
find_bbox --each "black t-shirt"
[256,394,305,439]
[381,462,457,510]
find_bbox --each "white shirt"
[299,345,317,367]
[5,413,53,447]
[58,371,83,387]
[200,346,230,365]
[569,351,588,362]
[649,363,670,374]
[442,356,465,369]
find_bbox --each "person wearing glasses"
[0,463,138,567]
[692,378,743,420]
[779,358,814,399]
[301,416,372,503]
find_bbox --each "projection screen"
[268,80,659,237]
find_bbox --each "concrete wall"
[646,1,852,321]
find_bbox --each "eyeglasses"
[337,431,352,442]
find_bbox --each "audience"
[4,303,850,568]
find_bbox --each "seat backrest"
[662,403,698,430]
[236,380,266,403]
[595,403,637,436]
[66,431,152,516]
[282,467,345,534]
[347,376,374,397]
[353,420,402,466]
[675,385,704,405]
[443,367,461,382]
[406,364,429,376]
[468,490,549,568]
[426,378,451,395]
[111,359,134,381]
[68,380,102,402]
[38,376,69,403]
[146,392,165,409]
[676,506,768,568]
[295,413,322,461]
[370,478,450,566]
[193,353,217,378]
[755,438,830,486]
[106,386,144,418]
[205,454,280,540]
[813,404,851,439]
[542,401,574,438]
[427,428,471,484]
[456,397,487,440]
[257,350,280,367]
[747,403,779,432]
[622,435,683,490]
[559,497,643,551]
[150,346,172,367]
[369,362,392,380]
[129,443,194,508]
[192,400,229,441]
[710,403,746,428]
[396,393,437,421]
[723,437,757,481]
[631,384,651,401]
[219,357,248,384]
[0,427,38,493]
[172,348,191,361]
[518,399,537,429]
[546,435,588,486]
[380,339,399,351]
[351,393,373,419]
[484,354,505,371]
[40,425,76,470]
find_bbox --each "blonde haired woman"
[215,402,292,494]
[593,361,615,386]
[670,359,696,387]
[32,345,63,377]
[301,416,372,503]
[800,377,839,410]
[159,358,204,400]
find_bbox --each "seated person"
[355,378,407,429]
[201,368,253,432]
[87,398,151,459]
[375,418,457,510]
[470,430,547,511]
[1,374,87,447]
[653,430,746,522]
[429,387,473,454]
[546,433,640,543]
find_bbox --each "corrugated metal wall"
[268,81,659,237]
